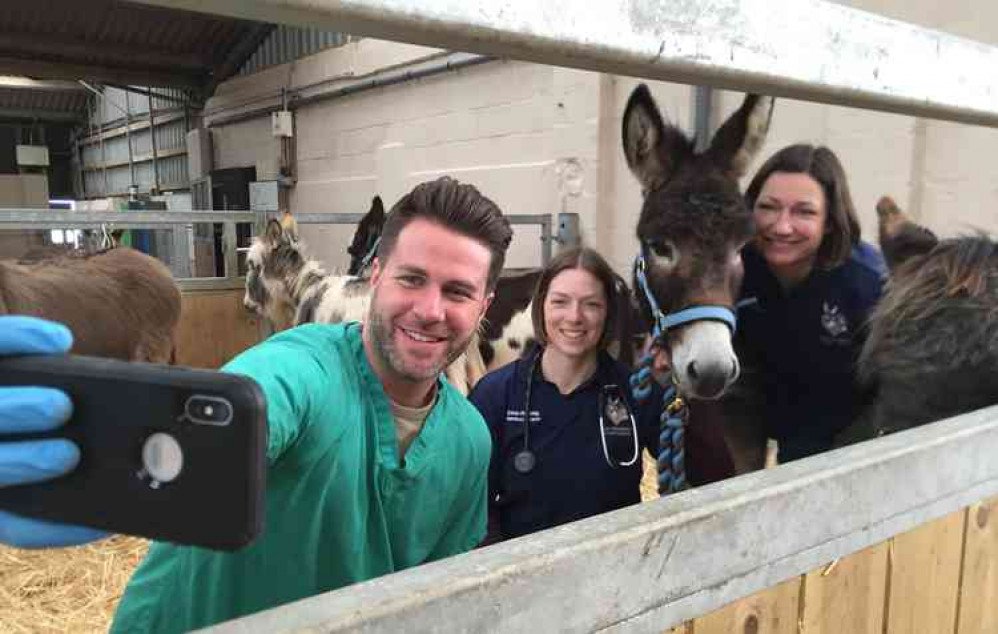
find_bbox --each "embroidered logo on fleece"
[820,302,849,338]
[605,395,630,426]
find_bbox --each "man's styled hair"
[377,176,513,292]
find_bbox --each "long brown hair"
[745,144,861,269]
[530,247,625,350]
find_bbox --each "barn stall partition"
[120,0,998,632]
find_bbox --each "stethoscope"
[513,349,640,474]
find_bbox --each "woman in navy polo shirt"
[469,247,665,543]
[736,144,887,465]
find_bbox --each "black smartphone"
[0,355,267,551]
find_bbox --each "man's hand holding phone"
[0,316,107,548]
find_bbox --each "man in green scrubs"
[111,176,511,633]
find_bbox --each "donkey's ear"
[371,195,385,220]
[279,212,299,241]
[264,218,285,245]
[706,94,774,178]
[876,196,938,272]
[622,84,691,194]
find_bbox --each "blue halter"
[630,249,740,496]
[632,251,737,339]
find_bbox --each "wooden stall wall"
[665,496,998,634]
[174,289,264,369]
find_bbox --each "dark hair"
[744,144,861,269]
[530,247,623,350]
[377,176,513,292]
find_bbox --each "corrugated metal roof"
[0,0,269,90]
[239,25,352,76]
[0,86,87,112]
[0,1,348,122]
[0,78,89,121]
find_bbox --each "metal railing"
[202,406,998,633]
[0,209,558,291]
[134,0,998,128]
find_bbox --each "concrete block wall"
[205,39,633,273]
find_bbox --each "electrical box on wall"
[15,145,49,167]
[271,110,293,138]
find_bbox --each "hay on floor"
[0,536,147,634]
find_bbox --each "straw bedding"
[0,537,146,634]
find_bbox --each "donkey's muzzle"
[685,357,739,400]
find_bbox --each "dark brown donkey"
[0,247,181,363]
[838,197,998,442]
[621,83,774,478]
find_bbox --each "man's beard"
[368,304,471,382]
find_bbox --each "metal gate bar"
[134,0,998,128]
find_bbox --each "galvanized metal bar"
[135,0,998,127]
[556,212,581,250]
[0,210,556,227]
[539,214,553,266]
[2,210,557,285]
[201,406,998,634]
[172,224,193,278]
[0,209,259,224]
[124,90,136,189]
[290,213,368,225]
[148,93,160,192]
[222,221,239,279]
[254,212,554,226]
[98,98,108,196]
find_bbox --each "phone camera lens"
[185,396,232,426]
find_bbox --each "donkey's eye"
[649,240,678,265]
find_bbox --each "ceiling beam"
[0,32,207,72]
[0,57,204,90]
[0,107,85,122]
[0,77,86,92]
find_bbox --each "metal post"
[82,102,95,199]
[539,215,552,266]
[148,93,160,192]
[99,102,108,197]
[222,220,238,279]
[556,213,581,252]
[693,86,715,152]
[124,90,136,190]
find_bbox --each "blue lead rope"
[629,347,688,495]
[629,251,744,496]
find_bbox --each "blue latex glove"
[0,315,107,548]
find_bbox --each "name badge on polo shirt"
[506,409,541,424]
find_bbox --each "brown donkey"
[622,84,774,477]
[0,247,181,363]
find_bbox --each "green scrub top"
[111,323,490,633]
